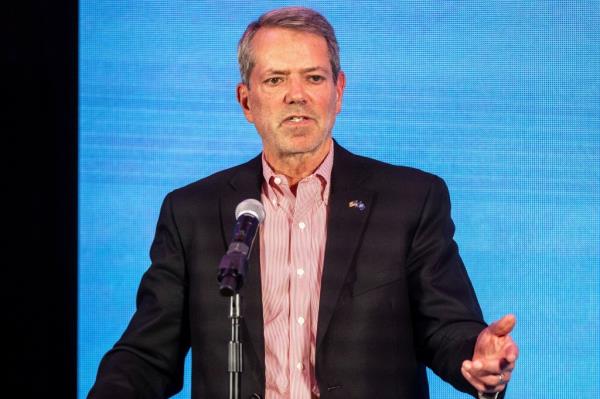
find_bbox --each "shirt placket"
[264,177,294,398]
[289,177,321,398]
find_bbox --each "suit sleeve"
[88,192,191,399]
[406,175,486,398]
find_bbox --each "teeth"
[289,116,304,122]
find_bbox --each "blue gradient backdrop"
[79,1,600,398]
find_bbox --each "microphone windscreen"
[235,198,266,223]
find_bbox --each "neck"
[265,138,332,187]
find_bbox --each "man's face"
[237,27,345,162]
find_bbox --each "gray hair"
[238,7,341,86]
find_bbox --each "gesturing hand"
[462,314,519,395]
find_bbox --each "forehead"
[249,27,331,73]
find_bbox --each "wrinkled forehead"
[249,27,332,74]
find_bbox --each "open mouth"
[284,115,311,123]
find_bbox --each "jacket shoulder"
[339,147,445,191]
[167,155,262,202]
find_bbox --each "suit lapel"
[317,143,375,349]
[219,155,266,378]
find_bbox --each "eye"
[264,77,283,86]
[308,75,325,83]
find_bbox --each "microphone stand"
[228,293,243,399]
[218,253,249,399]
[218,200,264,399]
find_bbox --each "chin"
[284,137,326,155]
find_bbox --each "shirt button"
[298,222,306,229]
[297,316,305,325]
[296,362,304,371]
[296,268,304,277]
[273,177,282,185]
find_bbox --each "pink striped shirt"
[259,146,333,399]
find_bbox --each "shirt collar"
[261,142,334,204]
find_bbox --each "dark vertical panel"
[6,1,77,397]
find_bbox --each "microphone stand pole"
[218,255,248,399]
[228,293,242,399]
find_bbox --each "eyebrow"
[264,66,329,75]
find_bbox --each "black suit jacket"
[89,142,487,399]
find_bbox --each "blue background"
[79,1,600,398]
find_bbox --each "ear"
[237,83,254,123]
[334,71,346,114]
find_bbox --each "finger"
[488,314,516,337]
[474,370,512,387]
[462,367,507,394]
[504,340,519,363]
[461,368,487,393]
[473,357,515,374]
[462,360,473,371]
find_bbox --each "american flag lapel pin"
[348,200,366,211]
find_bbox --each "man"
[89,7,518,399]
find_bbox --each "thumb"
[488,314,516,337]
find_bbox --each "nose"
[284,77,307,105]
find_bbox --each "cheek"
[248,99,267,125]
[249,96,272,118]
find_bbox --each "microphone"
[218,199,265,296]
